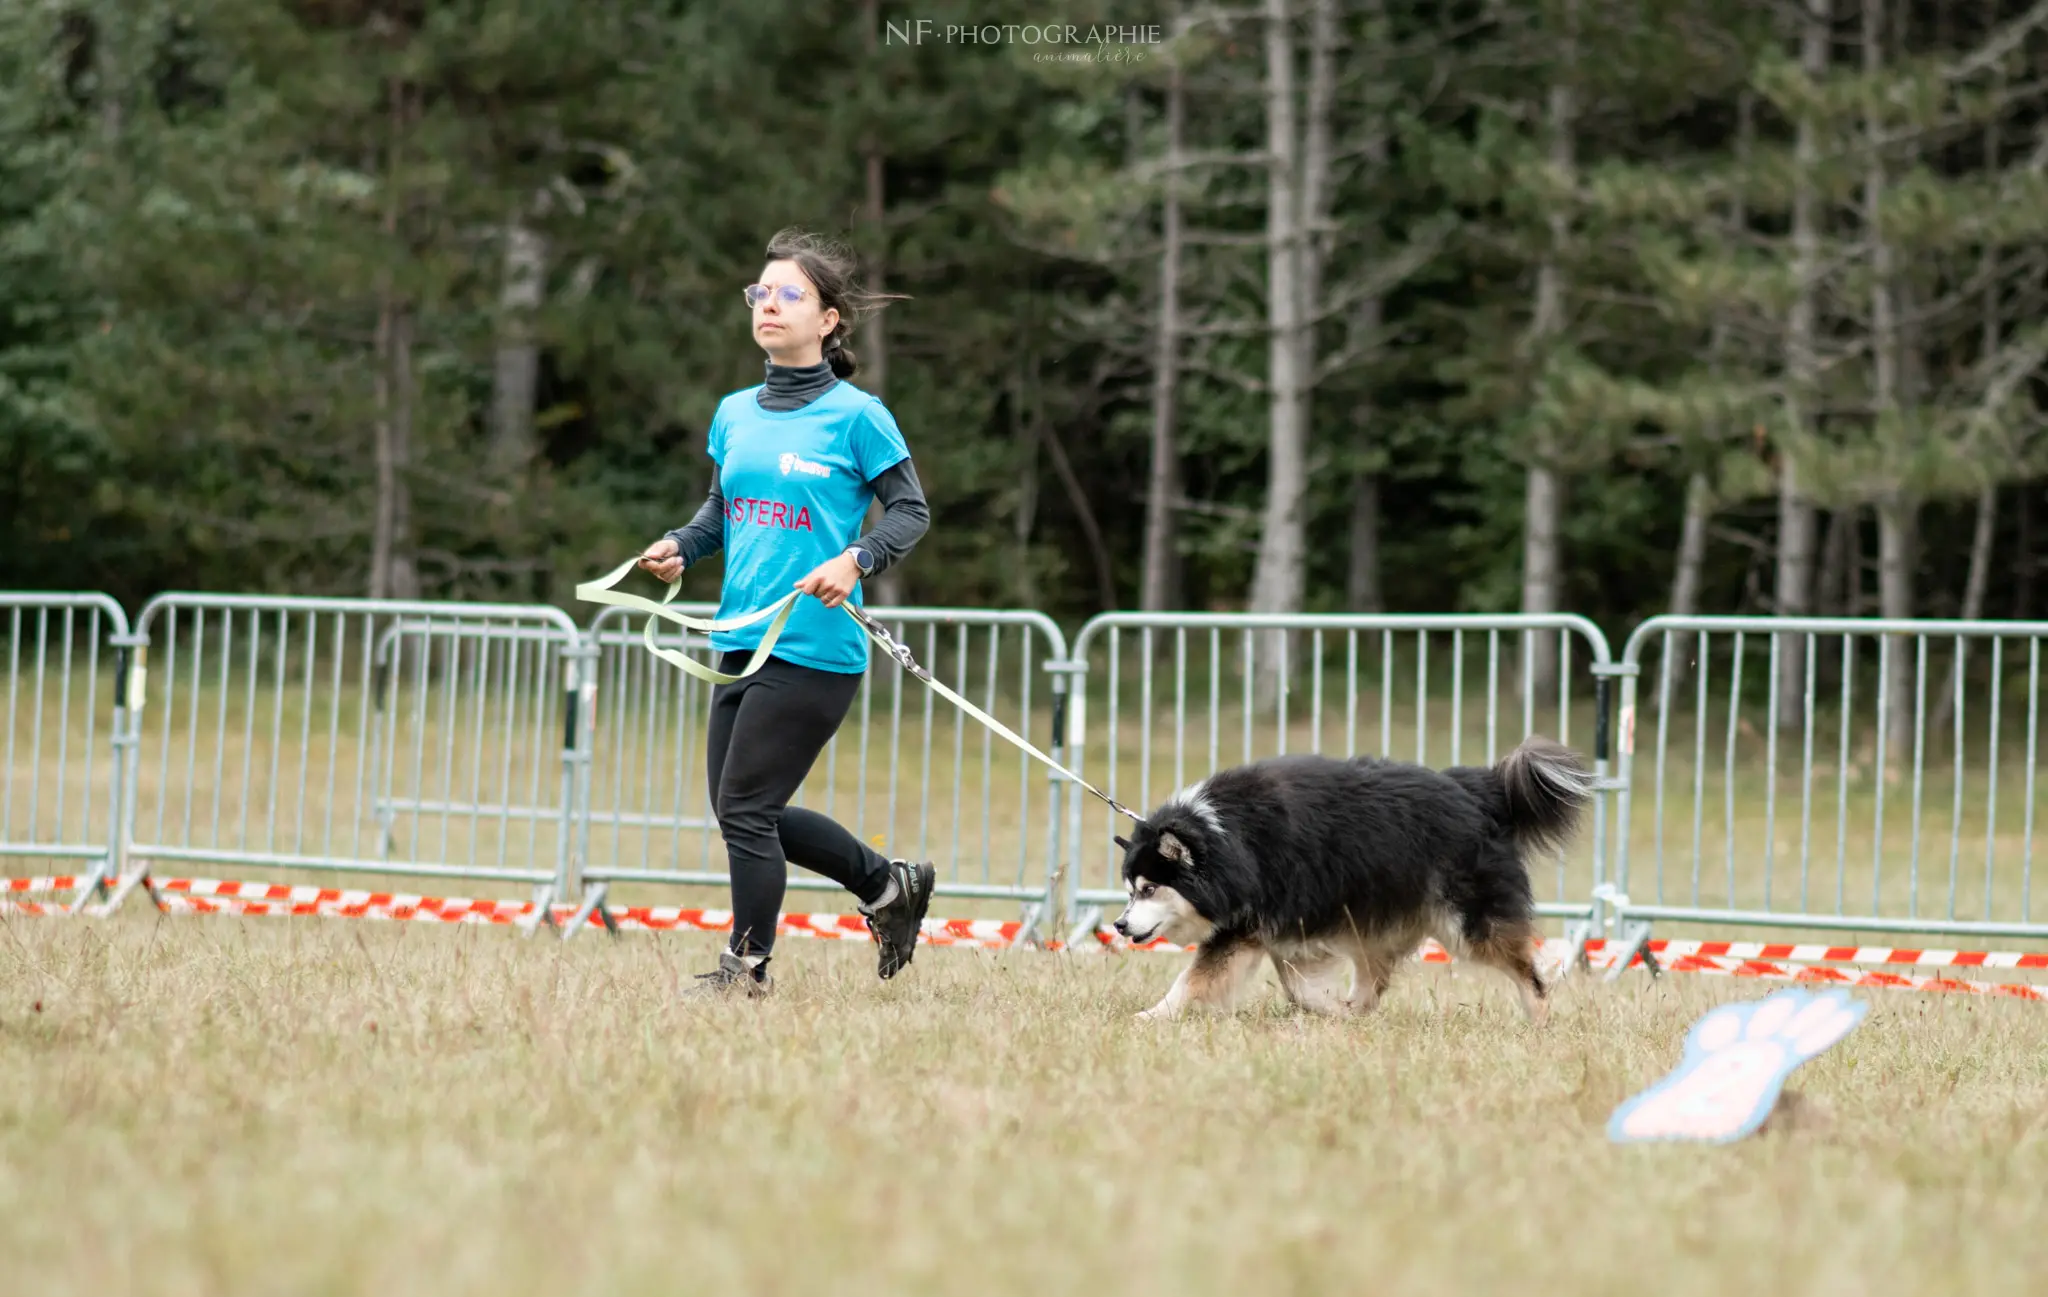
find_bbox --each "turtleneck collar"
[758,357,839,412]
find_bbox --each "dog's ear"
[1113,835,1133,853]
[1157,831,1189,863]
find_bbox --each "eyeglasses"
[743,283,811,308]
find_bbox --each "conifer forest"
[5,1,2047,645]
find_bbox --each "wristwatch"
[845,545,874,576]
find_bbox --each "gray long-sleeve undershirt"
[664,360,931,579]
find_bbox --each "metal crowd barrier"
[1053,613,1621,954]
[1608,616,2048,964]
[119,593,591,927]
[571,602,1073,938]
[1,594,141,909]
[14,580,2048,966]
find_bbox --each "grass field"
[8,617,2048,1292]
[4,913,2047,1296]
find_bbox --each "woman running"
[638,228,936,998]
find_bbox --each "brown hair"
[762,227,906,379]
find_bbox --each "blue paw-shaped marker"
[1608,987,1867,1144]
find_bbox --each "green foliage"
[0,0,2043,627]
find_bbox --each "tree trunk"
[490,214,546,473]
[1934,0,2008,733]
[370,77,418,602]
[1865,0,1914,767]
[1345,13,1388,618]
[1141,10,1187,613]
[1012,353,1041,609]
[95,2,122,143]
[1346,462,1382,613]
[1521,0,1576,701]
[2017,486,2035,620]
[861,0,905,609]
[1775,0,1830,731]
[1248,0,1309,699]
[1815,509,1846,616]
[1041,423,1117,612]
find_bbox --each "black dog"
[1111,735,1592,1023]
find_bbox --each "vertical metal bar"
[182,610,205,846]
[1141,626,1154,808]
[2023,637,2039,922]
[1486,631,1500,762]
[856,640,874,842]
[639,624,662,871]
[1947,634,1965,922]
[407,614,433,862]
[351,616,372,858]
[1450,629,1463,767]
[497,628,521,869]
[1909,634,1928,916]
[1763,630,1780,909]
[296,612,318,857]
[1175,629,1188,793]
[81,610,99,846]
[1207,627,1219,778]
[886,617,906,853]
[1277,630,1289,758]
[239,607,259,850]
[918,623,936,866]
[1522,628,1535,740]
[1415,631,1428,765]
[1559,630,1572,748]
[264,609,287,853]
[981,625,997,879]
[1690,629,1709,907]
[1984,637,2002,922]
[1380,630,1392,755]
[212,608,233,844]
[1241,629,1253,766]
[55,610,72,841]
[532,627,555,868]
[1016,626,1034,885]
[27,610,46,842]
[1557,627,1571,901]
[950,623,966,881]
[1873,634,1891,914]
[1797,632,1816,912]
[1345,631,1358,757]
[465,625,491,868]
[1723,631,1744,905]
[157,607,182,845]
[1311,629,1324,756]
[437,622,463,863]
[1651,631,1674,900]
[1835,635,1853,915]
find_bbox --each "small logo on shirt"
[779,452,831,479]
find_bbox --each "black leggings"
[706,651,894,959]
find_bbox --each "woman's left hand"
[794,553,863,608]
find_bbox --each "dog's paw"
[1134,1004,1177,1022]
[1608,989,1866,1144]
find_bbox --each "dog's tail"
[1448,735,1594,855]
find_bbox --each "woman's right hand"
[638,537,684,583]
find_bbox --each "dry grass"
[2,913,2047,1296]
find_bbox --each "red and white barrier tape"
[4,874,2044,998]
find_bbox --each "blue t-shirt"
[706,382,910,674]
